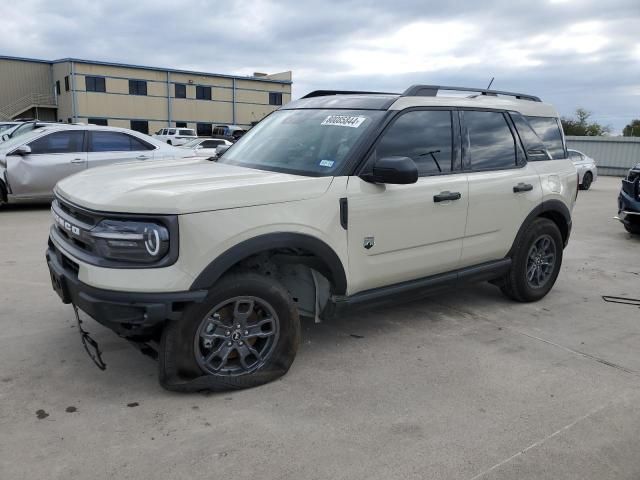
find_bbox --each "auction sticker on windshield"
[321,115,366,128]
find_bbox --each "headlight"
[89,219,170,263]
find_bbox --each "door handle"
[433,191,462,202]
[70,158,86,164]
[136,155,150,160]
[513,183,534,193]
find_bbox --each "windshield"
[218,109,385,176]
[0,128,46,151]
[0,124,16,133]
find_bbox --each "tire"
[500,218,563,302]
[624,223,640,235]
[159,272,300,392]
[167,140,172,145]
[580,172,593,190]
[0,181,6,207]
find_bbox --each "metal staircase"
[0,93,57,120]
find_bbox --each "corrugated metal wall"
[0,58,53,109]
[566,136,640,176]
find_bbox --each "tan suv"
[46,85,577,391]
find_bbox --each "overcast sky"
[1,0,638,132]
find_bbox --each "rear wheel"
[580,171,593,190]
[167,140,172,145]
[500,218,563,302]
[159,272,300,392]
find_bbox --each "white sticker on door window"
[321,115,366,128]
[319,159,335,167]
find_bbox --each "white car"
[0,125,194,204]
[153,127,197,146]
[568,149,597,190]
[180,138,232,158]
[47,84,577,392]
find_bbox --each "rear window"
[525,116,566,159]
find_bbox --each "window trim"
[128,79,148,96]
[195,85,212,101]
[85,76,106,93]
[269,92,283,106]
[355,106,461,178]
[175,83,187,99]
[459,108,526,174]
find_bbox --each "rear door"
[347,109,469,294]
[87,130,156,168]
[6,130,86,198]
[460,110,542,267]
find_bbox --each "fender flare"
[190,232,348,294]
[507,200,572,257]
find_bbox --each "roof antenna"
[486,77,495,90]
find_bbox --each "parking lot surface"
[1,176,639,479]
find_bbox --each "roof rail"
[402,85,541,102]
[302,90,398,99]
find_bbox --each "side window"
[510,113,549,161]
[178,129,194,136]
[89,131,153,152]
[374,110,453,176]
[525,116,565,159]
[201,140,221,148]
[464,111,516,170]
[28,131,84,155]
[167,129,176,135]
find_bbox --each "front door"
[6,130,87,199]
[346,109,469,295]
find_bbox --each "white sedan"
[179,138,232,158]
[568,149,598,190]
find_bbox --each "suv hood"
[56,158,334,214]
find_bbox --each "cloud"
[0,0,638,132]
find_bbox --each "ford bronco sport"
[46,85,577,391]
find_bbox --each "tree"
[561,108,611,136]
[623,119,640,137]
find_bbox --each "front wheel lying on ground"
[499,218,563,302]
[159,272,301,392]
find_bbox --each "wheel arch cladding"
[190,233,348,295]
[508,200,572,257]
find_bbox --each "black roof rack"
[402,85,541,102]
[302,90,399,99]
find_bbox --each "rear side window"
[201,140,222,148]
[89,131,153,152]
[463,111,516,170]
[525,116,565,159]
[167,129,176,135]
[178,129,194,136]
[375,110,453,176]
[510,113,549,161]
[28,131,84,154]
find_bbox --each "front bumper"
[617,188,640,228]
[46,241,206,339]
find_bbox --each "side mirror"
[362,156,418,184]
[216,145,231,157]
[12,145,31,156]
[1,134,9,142]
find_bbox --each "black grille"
[56,198,98,227]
